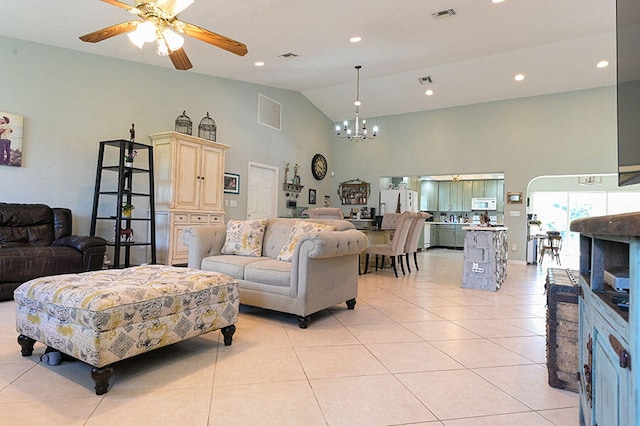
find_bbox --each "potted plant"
[124,150,137,167]
[121,203,135,217]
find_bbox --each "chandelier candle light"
[336,65,378,141]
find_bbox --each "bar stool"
[539,231,562,265]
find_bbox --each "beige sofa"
[183,218,367,328]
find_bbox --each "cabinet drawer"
[173,214,189,223]
[210,215,222,223]
[189,214,209,223]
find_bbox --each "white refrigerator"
[380,189,418,214]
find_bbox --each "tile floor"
[0,249,579,425]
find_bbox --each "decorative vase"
[125,161,133,168]
[122,209,132,218]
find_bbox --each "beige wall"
[332,87,618,261]
[0,36,621,262]
[0,36,335,236]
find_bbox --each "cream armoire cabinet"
[149,131,230,265]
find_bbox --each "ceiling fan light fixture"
[127,30,146,49]
[138,21,158,43]
[156,39,169,56]
[162,28,185,51]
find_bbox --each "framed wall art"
[309,188,317,205]
[337,178,370,205]
[223,172,240,194]
[0,111,23,167]
[506,191,523,204]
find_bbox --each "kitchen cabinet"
[455,226,466,248]
[570,213,639,426]
[472,181,486,198]
[430,225,438,247]
[437,182,451,211]
[438,181,465,211]
[420,180,439,211]
[150,131,230,265]
[496,180,504,212]
[462,181,473,211]
[438,225,455,247]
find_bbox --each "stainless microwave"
[471,197,497,211]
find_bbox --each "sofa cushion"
[0,203,55,247]
[244,258,292,288]
[277,221,334,262]
[221,219,267,257]
[201,255,270,280]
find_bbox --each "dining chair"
[363,211,414,277]
[403,212,431,273]
[539,231,562,265]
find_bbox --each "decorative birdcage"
[198,112,217,141]
[174,110,192,135]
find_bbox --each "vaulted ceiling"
[1,0,616,122]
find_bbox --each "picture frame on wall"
[0,111,24,167]
[506,191,523,204]
[223,172,240,194]
[309,189,317,205]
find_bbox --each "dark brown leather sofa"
[0,203,107,300]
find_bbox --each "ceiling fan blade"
[156,0,194,16]
[99,0,137,13]
[181,21,248,56]
[169,47,193,70]
[79,21,138,43]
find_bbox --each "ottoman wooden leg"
[18,334,36,356]
[91,366,114,395]
[221,325,236,346]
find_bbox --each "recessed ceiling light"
[492,0,505,3]
[350,36,362,43]
[254,61,265,67]
[597,60,609,68]
[425,89,434,96]
[514,73,525,82]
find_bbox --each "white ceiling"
[1,0,617,122]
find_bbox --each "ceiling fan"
[79,0,248,70]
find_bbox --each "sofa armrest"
[52,235,107,271]
[297,229,368,259]
[182,225,227,269]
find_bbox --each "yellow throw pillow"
[221,219,268,257]
[277,221,334,262]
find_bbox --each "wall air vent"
[258,94,282,131]
[279,52,299,58]
[432,9,456,19]
[418,76,433,85]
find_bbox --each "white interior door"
[247,162,278,219]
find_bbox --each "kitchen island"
[461,226,508,291]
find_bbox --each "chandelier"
[335,65,378,141]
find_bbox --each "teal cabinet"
[462,181,473,211]
[438,182,451,211]
[571,214,639,426]
[438,225,455,247]
[420,180,439,211]
[430,225,438,246]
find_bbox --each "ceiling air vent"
[418,76,433,85]
[279,52,299,58]
[258,94,282,131]
[432,9,456,20]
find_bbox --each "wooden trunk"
[546,268,580,392]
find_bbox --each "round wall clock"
[311,153,328,180]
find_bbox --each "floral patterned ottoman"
[15,265,238,395]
